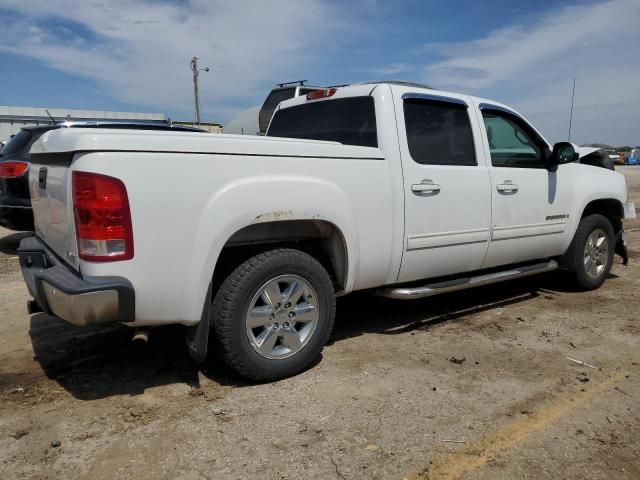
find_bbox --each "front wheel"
[211,248,336,381]
[563,214,615,290]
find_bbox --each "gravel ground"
[1,166,639,480]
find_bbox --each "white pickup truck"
[18,81,635,381]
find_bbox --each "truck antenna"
[568,78,576,142]
[45,109,57,123]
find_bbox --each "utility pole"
[568,78,576,142]
[190,56,209,125]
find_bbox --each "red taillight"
[306,88,337,100]
[72,171,133,262]
[0,161,29,178]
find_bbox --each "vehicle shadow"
[330,271,617,343]
[28,314,250,400]
[0,231,32,255]
[28,270,616,400]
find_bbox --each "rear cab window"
[266,96,378,148]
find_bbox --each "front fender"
[563,166,627,252]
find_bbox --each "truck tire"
[563,214,615,290]
[211,248,336,381]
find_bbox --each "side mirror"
[548,142,579,169]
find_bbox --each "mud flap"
[615,231,629,266]
[185,282,212,362]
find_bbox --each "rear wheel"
[563,214,615,290]
[211,248,335,381]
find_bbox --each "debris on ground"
[567,356,597,369]
[9,429,29,440]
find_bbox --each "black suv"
[0,121,204,231]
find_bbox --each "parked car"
[17,82,635,382]
[258,80,327,134]
[0,121,204,231]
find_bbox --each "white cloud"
[423,0,640,145]
[0,0,339,121]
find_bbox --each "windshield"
[0,129,32,157]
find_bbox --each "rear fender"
[186,175,358,321]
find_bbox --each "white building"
[225,105,261,135]
[0,105,166,141]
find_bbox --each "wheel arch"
[184,174,359,325]
[211,219,350,295]
[561,197,626,267]
[580,198,624,235]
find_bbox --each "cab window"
[481,110,545,168]
[403,98,476,166]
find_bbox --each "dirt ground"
[1,167,639,480]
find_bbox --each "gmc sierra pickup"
[18,81,636,381]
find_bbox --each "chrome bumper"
[41,283,120,326]
[17,236,134,326]
[624,201,636,219]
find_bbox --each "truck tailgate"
[29,161,79,271]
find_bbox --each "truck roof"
[273,81,526,126]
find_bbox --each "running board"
[380,260,558,300]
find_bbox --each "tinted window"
[404,99,476,166]
[482,111,543,168]
[267,97,378,148]
[0,129,32,157]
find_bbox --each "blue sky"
[0,0,638,145]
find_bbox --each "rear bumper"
[17,236,135,326]
[624,201,636,220]
[0,204,34,231]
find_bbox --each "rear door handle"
[496,181,518,193]
[412,179,441,196]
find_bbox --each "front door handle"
[496,181,519,193]
[412,179,441,196]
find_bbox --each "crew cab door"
[395,92,492,283]
[477,104,572,268]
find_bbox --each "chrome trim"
[623,201,636,219]
[402,92,468,107]
[380,260,558,300]
[0,205,32,209]
[42,282,119,326]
